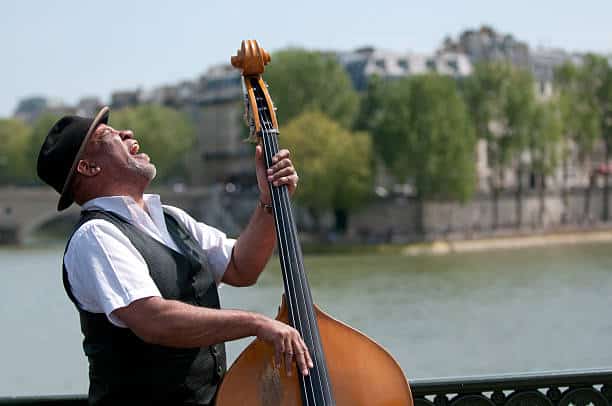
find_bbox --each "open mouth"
[129,143,140,155]
[128,142,150,162]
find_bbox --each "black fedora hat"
[37,106,110,211]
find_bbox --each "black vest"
[62,209,226,406]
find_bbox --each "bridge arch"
[0,186,253,245]
[0,187,78,244]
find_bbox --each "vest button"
[217,366,224,376]
[211,347,218,355]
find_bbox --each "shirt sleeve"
[64,219,162,328]
[162,205,236,283]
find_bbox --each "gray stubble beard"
[128,157,157,182]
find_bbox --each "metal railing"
[1,369,611,405]
[411,369,612,406]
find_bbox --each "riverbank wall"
[4,186,612,248]
[347,188,612,245]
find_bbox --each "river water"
[1,242,612,396]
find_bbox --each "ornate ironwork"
[451,394,496,406]
[558,388,607,406]
[506,390,553,406]
[412,369,612,406]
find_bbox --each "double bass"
[216,40,413,406]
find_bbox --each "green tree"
[265,49,359,129]
[358,76,411,181]
[529,100,563,225]
[588,55,612,221]
[0,118,31,185]
[463,62,510,228]
[281,110,373,233]
[355,75,388,132]
[554,55,612,222]
[504,67,537,227]
[364,74,477,232]
[462,62,536,228]
[110,105,196,183]
[554,61,601,222]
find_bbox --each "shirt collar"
[81,194,180,252]
[81,194,162,223]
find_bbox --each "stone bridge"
[0,186,257,245]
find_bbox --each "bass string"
[268,125,334,403]
[256,98,315,404]
[253,90,316,406]
[257,118,301,338]
[258,93,333,404]
[262,124,319,340]
[257,103,333,405]
[250,86,298,335]
[265,122,334,404]
[252,76,332,403]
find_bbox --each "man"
[37,106,313,405]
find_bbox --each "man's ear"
[76,160,101,177]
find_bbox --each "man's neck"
[132,194,150,214]
[86,186,148,210]
[77,174,150,210]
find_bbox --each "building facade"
[12,27,607,200]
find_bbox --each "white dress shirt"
[64,194,235,328]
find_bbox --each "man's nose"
[120,130,134,140]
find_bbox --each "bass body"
[216,40,413,406]
[216,296,413,405]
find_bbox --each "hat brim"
[57,106,110,211]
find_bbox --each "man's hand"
[256,145,299,204]
[254,315,314,376]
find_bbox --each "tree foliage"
[462,63,539,227]
[363,74,477,202]
[0,118,31,185]
[462,63,536,176]
[529,101,563,177]
[584,54,612,220]
[280,110,373,229]
[265,49,359,129]
[555,55,612,220]
[110,105,196,183]
[555,60,602,161]
[582,54,612,151]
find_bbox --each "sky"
[1,0,611,118]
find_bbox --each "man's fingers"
[257,320,311,376]
[285,352,293,376]
[267,158,293,174]
[303,342,314,370]
[294,346,310,376]
[270,168,296,184]
[284,337,294,376]
[272,149,291,163]
[274,337,284,368]
[288,174,299,188]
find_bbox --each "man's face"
[84,124,157,182]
